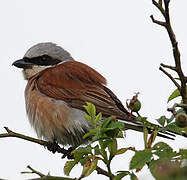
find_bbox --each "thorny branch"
[0,127,72,158]
[151,0,187,112]
[21,165,75,180]
[0,127,110,179]
[21,165,45,178]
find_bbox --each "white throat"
[23,65,51,80]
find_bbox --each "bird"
[12,42,178,149]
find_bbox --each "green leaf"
[168,89,180,103]
[88,103,96,117]
[83,128,98,139]
[136,116,148,125]
[149,159,158,179]
[108,121,125,130]
[84,115,92,121]
[81,158,98,178]
[64,160,77,176]
[101,116,115,128]
[179,149,187,159]
[108,139,117,156]
[177,108,186,114]
[94,145,100,155]
[114,171,129,180]
[166,115,174,124]
[152,142,176,158]
[99,140,108,160]
[130,150,152,170]
[165,122,182,135]
[116,147,135,155]
[156,116,166,127]
[168,87,187,103]
[116,130,124,138]
[95,112,102,123]
[79,156,90,166]
[116,148,128,155]
[73,146,92,161]
[130,172,138,180]
[83,102,96,118]
[99,139,111,150]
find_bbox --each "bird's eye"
[37,55,51,65]
[41,55,48,61]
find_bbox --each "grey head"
[13,42,75,79]
[24,42,74,61]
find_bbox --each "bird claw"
[46,141,75,159]
[61,147,75,159]
[46,141,59,154]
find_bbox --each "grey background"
[0,0,187,179]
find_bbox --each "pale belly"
[25,84,93,147]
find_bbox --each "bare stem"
[151,0,187,111]
[159,67,181,90]
[96,166,113,179]
[21,165,75,180]
[160,63,177,71]
[152,0,165,16]
[0,127,73,158]
[150,15,166,27]
[21,165,45,177]
[0,127,111,178]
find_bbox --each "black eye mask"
[24,55,61,66]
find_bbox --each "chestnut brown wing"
[35,61,177,139]
[36,61,132,120]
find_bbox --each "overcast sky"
[0,0,187,180]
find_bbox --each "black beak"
[12,59,33,68]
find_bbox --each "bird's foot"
[46,141,75,159]
[61,146,75,159]
[46,141,59,154]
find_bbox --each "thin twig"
[152,0,165,17]
[167,103,178,116]
[0,127,111,178]
[96,166,114,179]
[151,0,187,111]
[0,127,73,159]
[176,103,187,109]
[160,63,177,71]
[1,127,46,146]
[150,15,166,27]
[159,66,181,90]
[21,165,75,180]
[21,165,45,177]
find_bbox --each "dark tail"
[118,119,182,140]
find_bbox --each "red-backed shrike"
[13,42,175,147]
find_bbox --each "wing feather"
[36,61,135,121]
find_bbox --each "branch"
[21,165,75,180]
[159,66,181,90]
[0,127,112,178]
[0,127,73,159]
[152,0,165,17]
[21,165,45,177]
[150,15,166,27]
[160,63,177,71]
[0,127,46,146]
[167,103,177,116]
[151,0,187,111]
[96,166,114,179]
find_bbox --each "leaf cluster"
[64,103,187,180]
